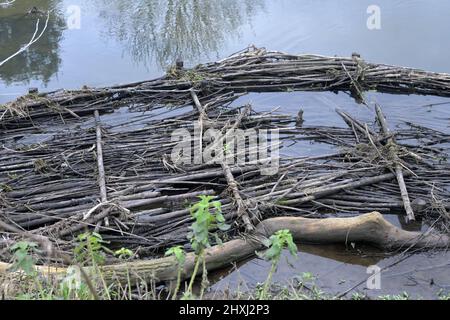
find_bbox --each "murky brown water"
[1,0,449,298]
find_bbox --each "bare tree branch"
[0,0,16,6]
[0,11,50,68]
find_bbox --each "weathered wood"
[1,212,447,285]
[1,48,449,263]
[94,110,110,229]
[375,104,415,222]
[217,106,255,232]
[4,47,450,130]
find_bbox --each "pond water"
[2,0,450,100]
[1,0,450,298]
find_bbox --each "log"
[94,110,110,228]
[190,89,206,159]
[375,104,415,222]
[200,103,255,232]
[1,212,448,286]
[5,47,450,130]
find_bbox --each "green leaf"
[257,229,297,263]
[187,196,225,254]
[114,248,133,259]
[9,241,38,276]
[165,246,186,266]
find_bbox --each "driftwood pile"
[0,47,449,271]
[3,46,450,132]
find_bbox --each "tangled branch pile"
[1,47,449,269]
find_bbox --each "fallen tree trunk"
[1,212,448,286]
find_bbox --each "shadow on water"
[93,0,265,68]
[0,0,66,85]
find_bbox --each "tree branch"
[0,11,50,68]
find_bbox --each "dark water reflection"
[2,0,450,101]
[94,0,264,67]
[0,0,65,86]
[1,0,265,100]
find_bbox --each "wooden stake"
[375,104,415,222]
[94,110,109,227]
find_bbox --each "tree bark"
[1,212,448,285]
[375,104,415,222]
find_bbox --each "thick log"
[1,212,448,286]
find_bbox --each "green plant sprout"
[8,240,54,299]
[74,232,116,299]
[257,229,297,299]
[165,245,186,299]
[300,272,315,282]
[10,241,39,275]
[114,248,133,260]
[184,195,230,299]
[74,232,112,266]
[223,143,230,155]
